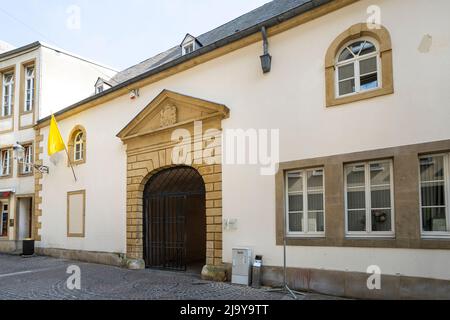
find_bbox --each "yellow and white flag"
[48,115,66,156]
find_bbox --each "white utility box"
[232,248,253,286]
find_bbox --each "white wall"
[39,46,117,120]
[39,0,450,279]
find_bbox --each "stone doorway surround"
[117,90,229,272]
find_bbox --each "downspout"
[260,26,272,74]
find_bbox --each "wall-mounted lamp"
[13,142,49,174]
[260,26,272,74]
[130,89,140,100]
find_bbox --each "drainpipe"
[260,26,272,74]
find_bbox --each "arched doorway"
[143,166,206,272]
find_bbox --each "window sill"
[326,86,394,108]
[20,110,33,115]
[70,160,86,167]
[0,115,13,120]
[286,234,326,239]
[18,172,34,178]
[345,234,395,239]
[421,234,450,240]
[0,175,12,180]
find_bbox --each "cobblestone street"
[0,254,343,300]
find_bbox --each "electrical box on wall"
[223,218,237,231]
[231,248,253,286]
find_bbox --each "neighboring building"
[0,42,117,253]
[35,0,450,299]
[0,41,15,54]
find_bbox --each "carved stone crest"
[160,104,177,127]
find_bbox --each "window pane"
[360,57,377,75]
[338,64,354,80]
[420,156,444,182]
[422,207,448,232]
[371,186,391,208]
[421,182,446,207]
[360,41,376,56]
[288,195,303,212]
[338,48,353,62]
[76,133,83,142]
[1,209,8,236]
[346,165,365,187]
[372,209,392,232]
[289,212,303,232]
[348,210,366,231]
[308,212,324,232]
[339,79,355,96]
[348,188,366,209]
[349,41,365,55]
[288,172,302,193]
[360,73,378,90]
[307,170,323,189]
[308,193,324,211]
[370,162,391,185]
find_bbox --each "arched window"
[325,23,393,107]
[336,39,380,97]
[74,131,84,161]
[68,126,86,165]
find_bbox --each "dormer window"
[94,77,112,95]
[183,42,195,55]
[96,84,104,94]
[181,34,202,56]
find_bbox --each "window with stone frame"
[419,154,450,237]
[0,149,11,177]
[285,168,325,237]
[2,72,14,117]
[67,126,87,166]
[345,160,395,237]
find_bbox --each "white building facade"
[35,0,450,299]
[0,42,116,253]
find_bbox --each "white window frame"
[1,202,9,237]
[95,84,104,94]
[335,37,382,99]
[344,159,395,238]
[2,72,14,117]
[0,149,11,177]
[419,153,450,239]
[183,41,195,55]
[285,168,326,238]
[24,66,35,112]
[22,145,33,174]
[74,132,84,162]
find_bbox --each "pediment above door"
[117,90,229,141]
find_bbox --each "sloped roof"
[110,0,311,85]
[38,0,338,126]
[0,41,117,71]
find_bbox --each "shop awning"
[0,189,15,199]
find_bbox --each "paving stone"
[0,254,342,300]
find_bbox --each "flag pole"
[64,146,77,182]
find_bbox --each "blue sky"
[0,0,270,70]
